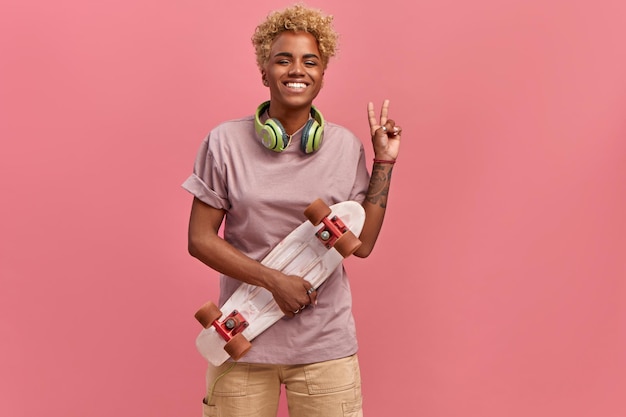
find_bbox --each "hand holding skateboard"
[267,272,317,318]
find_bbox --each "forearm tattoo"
[366,164,393,208]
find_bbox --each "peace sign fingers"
[368,99,390,135]
[366,99,402,161]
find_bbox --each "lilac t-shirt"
[182,112,370,364]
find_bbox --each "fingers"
[368,99,392,135]
[289,284,318,317]
[376,120,402,139]
[271,274,318,317]
[380,99,389,127]
[382,121,402,137]
[306,285,318,306]
[367,102,377,132]
[273,275,319,318]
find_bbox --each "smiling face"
[261,31,325,117]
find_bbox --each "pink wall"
[2,0,625,416]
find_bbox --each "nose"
[288,60,305,75]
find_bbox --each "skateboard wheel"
[194,301,223,328]
[304,199,332,226]
[224,333,252,361]
[333,230,362,258]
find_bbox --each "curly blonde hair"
[252,4,338,70]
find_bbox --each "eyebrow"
[273,52,321,60]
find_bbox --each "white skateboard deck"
[195,200,366,366]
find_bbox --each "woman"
[183,4,401,417]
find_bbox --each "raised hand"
[367,99,402,161]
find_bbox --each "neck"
[267,103,312,136]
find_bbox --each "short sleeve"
[181,134,231,210]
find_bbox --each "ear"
[261,70,269,87]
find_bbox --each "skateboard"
[194,199,366,366]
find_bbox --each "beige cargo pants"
[202,354,363,417]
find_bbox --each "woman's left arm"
[354,99,402,257]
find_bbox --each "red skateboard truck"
[304,199,361,257]
[195,302,251,361]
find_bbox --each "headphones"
[254,101,325,154]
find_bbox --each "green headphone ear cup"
[300,106,325,154]
[263,119,289,151]
[255,101,288,152]
[300,119,321,154]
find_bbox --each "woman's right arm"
[187,197,316,316]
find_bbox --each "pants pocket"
[202,398,218,416]
[303,355,361,395]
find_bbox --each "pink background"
[1,0,625,416]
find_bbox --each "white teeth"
[286,82,307,89]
